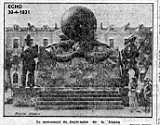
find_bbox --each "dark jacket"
[21,45,38,71]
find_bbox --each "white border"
[0,0,159,125]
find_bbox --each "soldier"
[21,34,38,87]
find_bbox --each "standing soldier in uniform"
[21,34,38,87]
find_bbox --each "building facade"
[5,23,152,88]
[5,24,59,87]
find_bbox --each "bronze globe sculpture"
[61,6,97,41]
[47,6,112,63]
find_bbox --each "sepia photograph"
[4,3,153,117]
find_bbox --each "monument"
[13,6,123,109]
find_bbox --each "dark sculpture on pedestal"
[37,6,121,88]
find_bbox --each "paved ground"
[4,104,151,117]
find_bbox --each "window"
[109,38,114,48]
[13,73,18,84]
[43,38,48,47]
[13,38,19,48]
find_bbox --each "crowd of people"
[120,32,152,113]
[128,72,152,113]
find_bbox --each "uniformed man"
[21,34,38,87]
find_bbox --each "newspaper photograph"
[0,0,159,125]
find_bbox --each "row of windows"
[12,38,49,48]
[11,37,140,49]
[12,73,33,87]
[12,38,115,49]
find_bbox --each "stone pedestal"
[36,49,121,88]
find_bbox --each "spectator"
[143,78,152,113]
[128,77,138,112]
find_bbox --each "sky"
[5,4,153,27]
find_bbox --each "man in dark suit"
[21,34,38,87]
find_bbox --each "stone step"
[37,97,121,101]
[65,85,120,87]
[38,93,120,97]
[40,89,119,94]
[39,87,118,90]
[35,88,123,110]
[39,92,119,95]
[35,104,124,110]
[36,101,122,105]
[38,90,120,97]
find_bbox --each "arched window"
[13,73,18,84]
[27,72,33,85]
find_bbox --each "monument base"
[12,87,124,110]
